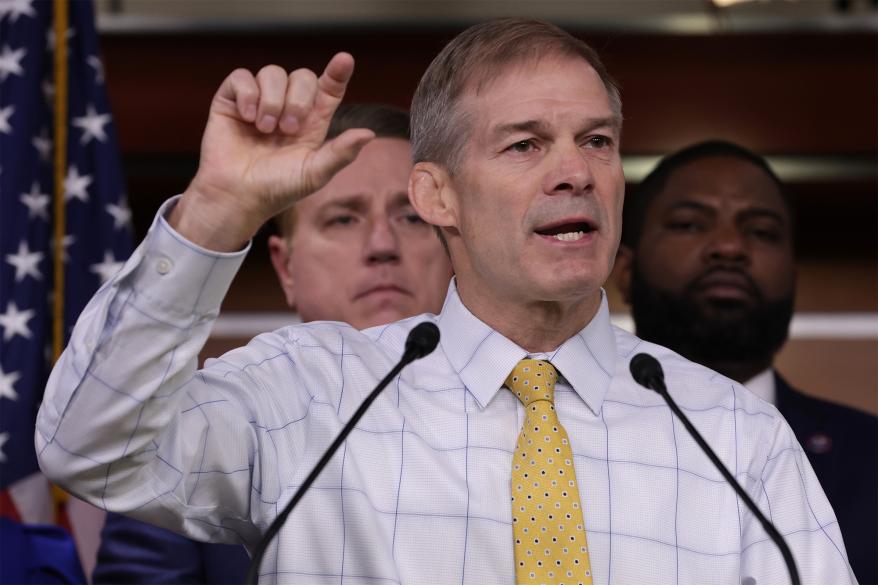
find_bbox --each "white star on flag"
[0,366,20,401]
[5,240,43,282]
[72,103,111,144]
[64,165,92,202]
[0,104,13,134]
[0,432,9,463]
[41,78,54,105]
[90,250,124,284]
[0,0,36,23]
[106,201,132,230]
[0,44,26,82]
[20,181,50,220]
[87,54,104,83]
[0,301,35,341]
[32,128,52,161]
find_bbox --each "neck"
[456,281,602,353]
[702,359,773,385]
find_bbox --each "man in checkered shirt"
[37,18,855,584]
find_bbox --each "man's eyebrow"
[666,200,787,224]
[490,116,622,141]
[582,116,622,133]
[490,119,551,140]
[665,200,715,214]
[737,207,787,224]
[389,191,414,208]
[316,194,368,213]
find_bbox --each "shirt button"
[156,257,173,274]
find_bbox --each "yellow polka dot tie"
[506,359,593,585]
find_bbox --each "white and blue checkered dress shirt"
[37,201,855,585]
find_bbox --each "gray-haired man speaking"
[38,19,852,584]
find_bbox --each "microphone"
[245,322,440,584]
[404,320,441,360]
[629,353,801,585]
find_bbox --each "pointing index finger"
[314,52,355,115]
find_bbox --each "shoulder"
[359,313,439,354]
[608,329,796,478]
[776,374,877,447]
[611,325,780,420]
[778,375,877,424]
[202,314,441,382]
[203,320,391,370]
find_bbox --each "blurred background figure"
[92,104,453,584]
[614,140,877,584]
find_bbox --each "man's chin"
[695,305,747,324]
[528,270,606,305]
[628,268,794,369]
[693,293,761,317]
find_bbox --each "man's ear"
[267,235,297,308]
[614,244,634,305]
[409,162,458,229]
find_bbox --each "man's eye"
[585,135,611,149]
[506,140,536,153]
[327,215,355,227]
[403,213,427,225]
[667,220,703,233]
[748,227,781,243]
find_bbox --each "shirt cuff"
[128,197,251,316]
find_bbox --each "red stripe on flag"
[0,489,23,523]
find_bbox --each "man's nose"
[363,216,401,264]
[543,142,594,196]
[705,223,749,264]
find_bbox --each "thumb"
[306,128,376,189]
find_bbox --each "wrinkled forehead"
[457,55,618,136]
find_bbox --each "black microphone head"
[629,352,665,391]
[404,322,440,360]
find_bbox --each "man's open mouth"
[535,220,596,242]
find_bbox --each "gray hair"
[411,17,622,174]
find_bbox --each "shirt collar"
[744,368,776,405]
[437,280,616,415]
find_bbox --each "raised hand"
[169,53,375,251]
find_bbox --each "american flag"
[0,0,131,528]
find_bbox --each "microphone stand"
[630,353,801,585]
[245,322,439,584]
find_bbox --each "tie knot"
[505,359,557,406]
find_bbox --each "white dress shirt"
[36,201,855,584]
[745,369,777,406]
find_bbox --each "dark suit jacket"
[92,512,249,584]
[776,373,877,585]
